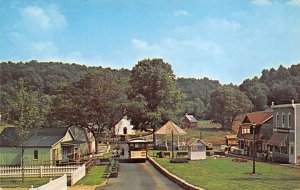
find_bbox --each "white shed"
[114,116,135,136]
[187,138,207,160]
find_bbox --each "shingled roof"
[0,127,70,147]
[242,112,273,125]
[183,114,197,123]
[155,121,187,135]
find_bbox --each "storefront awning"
[267,133,288,146]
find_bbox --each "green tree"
[128,58,184,141]
[4,79,49,182]
[51,70,127,153]
[209,86,253,129]
[182,98,206,119]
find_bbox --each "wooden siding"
[0,147,21,166]
[24,148,51,166]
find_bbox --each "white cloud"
[287,0,300,6]
[20,5,67,32]
[31,41,57,58]
[251,0,272,6]
[202,18,242,31]
[132,39,151,50]
[173,10,189,17]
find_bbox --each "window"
[282,114,285,127]
[276,113,279,127]
[34,150,38,160]
[123,127,127,135]
[290,146,294,155]
[288,113,292,128]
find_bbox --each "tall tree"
[51,70,127,153]
[4,79,50,182]
[128,59,184,141]
[209,86,253,129]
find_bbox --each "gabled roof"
[242,112,273,125]
[0,127,70,148]
[182,114,197,123]
[115,116,135,135]
[155,121,187,135]
[186,138,207,146]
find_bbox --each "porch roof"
[267,133,288,146]
[61,140,85,146]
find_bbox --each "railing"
[29,174,67,190]
[71,164,86,186]
[0,165,82,178]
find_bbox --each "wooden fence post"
[40,166,43,178]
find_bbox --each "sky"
[1,0,300,84]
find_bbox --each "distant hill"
[239,64,300,110]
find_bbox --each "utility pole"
[252,123,256,175]
[171,130,174,159]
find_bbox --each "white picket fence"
[70,164,86,186]
[29,174,67,190]
[0,164,83,178]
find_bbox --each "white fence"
[0,165,82,178]
[30,174,67,190]
[71,164,86,186]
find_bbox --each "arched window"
[123,127,127,135]
[282,113,285,127]
[288,113,292,128]
[276,113,279,127]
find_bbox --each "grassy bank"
[153,157,300,190]
[76,165,107,185]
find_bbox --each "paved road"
[101,161,184,190]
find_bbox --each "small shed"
[187,138,207,160]
[182,114,197,129]
[114,116,135,136]
[155,121,187,150]
[225,135,238,146]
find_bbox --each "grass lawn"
[185,120,232,145]
[153,157,300,190]
[76,165,107,185]
[0,177,52,188]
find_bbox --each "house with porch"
[268,101,300,164]
[0,126,88,166]
[237,112,273,156]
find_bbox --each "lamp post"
[171,130,174,159]
[252,123,256,175]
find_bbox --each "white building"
[114,116,135,136]
[187,138,207,160]
[268,101,300,164]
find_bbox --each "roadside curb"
[147,157,205,190]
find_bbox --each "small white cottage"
[114,116,135,136]
[187,138,207,160]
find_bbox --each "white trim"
[292,104,297,164]
[272,103,300,108]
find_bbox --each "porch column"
[73,146,75,160]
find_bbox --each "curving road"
[102,161,184,190]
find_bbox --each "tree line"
[0,60,299,147]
